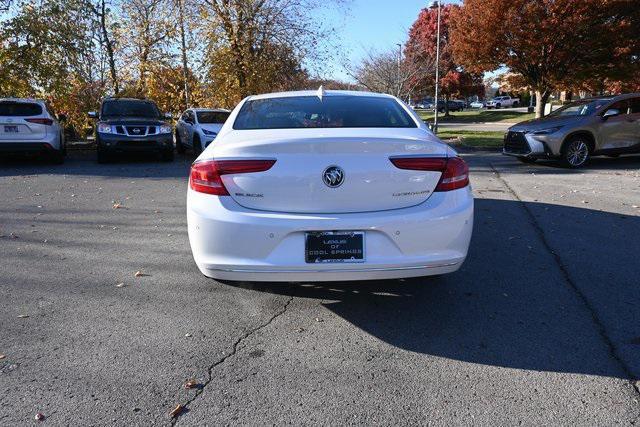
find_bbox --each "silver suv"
[0,98,66,163]
[503,93,640,168]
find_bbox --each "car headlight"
[158,125,172,134]
[97,123,112,133]
[202,129,217,136]
[531,126,563,136]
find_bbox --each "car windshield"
[101,100,160,118]
[233,95,416,130]
[0,102,42,116]
[197,111,230,124]
[548,98,612,117]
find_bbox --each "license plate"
[4,125,18,133]
[305,231,365,264]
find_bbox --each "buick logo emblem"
[322,166,345,188]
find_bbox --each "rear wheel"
[175,132,185,154]
[193,135,203,155]
[496,103,502,109]
[561,136,591,168]
[51,137,65,164]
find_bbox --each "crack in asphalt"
[489,162,640,399]
[171,295,294,425]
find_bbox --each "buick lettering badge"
[322,166,345,188]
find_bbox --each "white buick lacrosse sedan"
[187,89,473,282]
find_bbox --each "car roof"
[247,89,396,101]
[102,97,156,103]
[612,92,640,101]
[0,98,45,104]
[190,108,231,113]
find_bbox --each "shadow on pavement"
[222,198,640,380]
[504,154,640,172]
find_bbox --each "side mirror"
[88,111,98,119]
[602,109,620,120]
[427,122,434,131]
[57,114,67,122]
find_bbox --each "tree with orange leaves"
[405,4,484,115]
[450,0,640,118]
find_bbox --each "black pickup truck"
[89,98,174,163]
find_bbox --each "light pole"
[396,43,402,99]
[430,0,442,134]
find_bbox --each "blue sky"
[323,0,460,81]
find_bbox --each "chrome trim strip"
[205,262,459,274]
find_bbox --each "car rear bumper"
[0,133,60,153]
[187,187,474,282]
[97,133,173,153]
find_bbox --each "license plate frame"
[305,231,365,264]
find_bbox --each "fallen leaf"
[112,202,124,209]
[169,404,184,418]
[17,314,29,318]
[35,413,45,421]
[184,333,192,338]
[315,317,324,323]
[184,379,198,389]
[134,271,147,277]
[115,283,125,288]
[0,354,5,360]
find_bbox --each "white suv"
[175,108,230,154]
[0,98,66,163]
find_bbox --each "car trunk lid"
[211,129,448,214]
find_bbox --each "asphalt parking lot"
[1,150,639,425]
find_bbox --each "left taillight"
[189,159,276,196]
[26,118,53,126]
[390,156,469,191]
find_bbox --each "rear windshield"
[101,100,160,118]
[197,111,230,124]
[233,95,417,130]
[0,102,43,116]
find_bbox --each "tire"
[175,132,185,154]
[517,157,537,164]
[496,103,502,109]
[513,101,519,107]
[51,137,65,164]
[161,148,174,162]
[561,136,591,168]
[193,135,203,155]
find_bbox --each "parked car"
[453,100,468,109]
[503,93,640,168]
[89,98,174,163]
[0,98,66,163]
[175,108,230,154]
[470,100,485,109]
[187,89,473,282]
[429,100,464,113]
[486,96,520,109]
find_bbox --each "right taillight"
[390,156,469,192]
[189,159,276,195]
